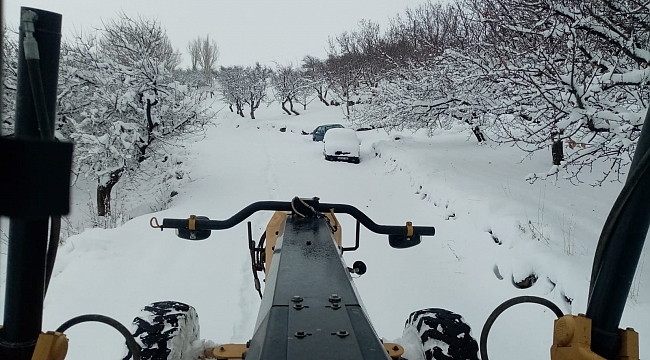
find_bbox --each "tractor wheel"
[123,301,201,360]
[402,308,479,360]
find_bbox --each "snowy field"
[1,101,648,360]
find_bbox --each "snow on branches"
[216,63,272,119]
[271,63,313,115]
[341,0,650,185]
[57,14,210,216]
[468,0,650,184]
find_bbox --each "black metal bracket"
[342,221,361,252]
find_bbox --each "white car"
[323,128,360,164]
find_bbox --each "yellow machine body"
[550,314,639,360]
[30,331,68,360]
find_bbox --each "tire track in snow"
[231,255,256,342]
[263,147,280,200]
[228,135,282,342]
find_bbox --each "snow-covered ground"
[1,101,648,360]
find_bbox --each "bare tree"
[159,37,183,71]
[100,12,181,71]
[216,65,247,116]
[199,34,220,83]
[243,63,272,119]
[271,63,308,115]
[215,63,271,119]
[187,37,201,71]
[302,55,331,106]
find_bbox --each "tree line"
[217,0,650,185]
[3,0,649,221]
[224,0,646,186]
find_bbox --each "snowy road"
[25,104,648,360]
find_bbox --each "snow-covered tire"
[402,308,479,360]
[122,301,201,360]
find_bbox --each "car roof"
[323,127,357,139]
[317,124,343,128]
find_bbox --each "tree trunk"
[96,168,124,217]
[281,99,292,115]
[345,92,350,119]
[288,98,299,115]
[97,184,113,217]
[316,88,329,106]
[236,101,244,117]
[250,103,256,120]
[138,98,159,162]
[229,104,233,112]
[472,126,486,142]
[552,140,564,165]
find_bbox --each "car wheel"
[352,158,360,164]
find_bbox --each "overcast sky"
[4,0,428,68]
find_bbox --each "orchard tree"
[243,62,272,119]
[215,63,271,119]
[101,13,182,71]
[383,1,473,65]
[216,65,247,116]
[271,63,310,115]
[294,68,316,110]
[322,52,361,116]
[349,52,492,142]
[59,14,209,217]
[301,55,331,106]
[466,0,650,184]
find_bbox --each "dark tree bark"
[288,98,300,115]
[316,87,329,106]
[138,98,159,162]
[250,98,262,119]
[552,140,564,165]
[236,101,244,117]
[472,126,486,142]
[97,168,124,217]
[102,96,160,216]
[281,99,292,115]
[229,104,233,112]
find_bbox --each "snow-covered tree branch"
[58,14,210,217]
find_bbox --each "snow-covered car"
[323,128,361,164]
[311,123,344,141]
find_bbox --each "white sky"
[3,0,427,68]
